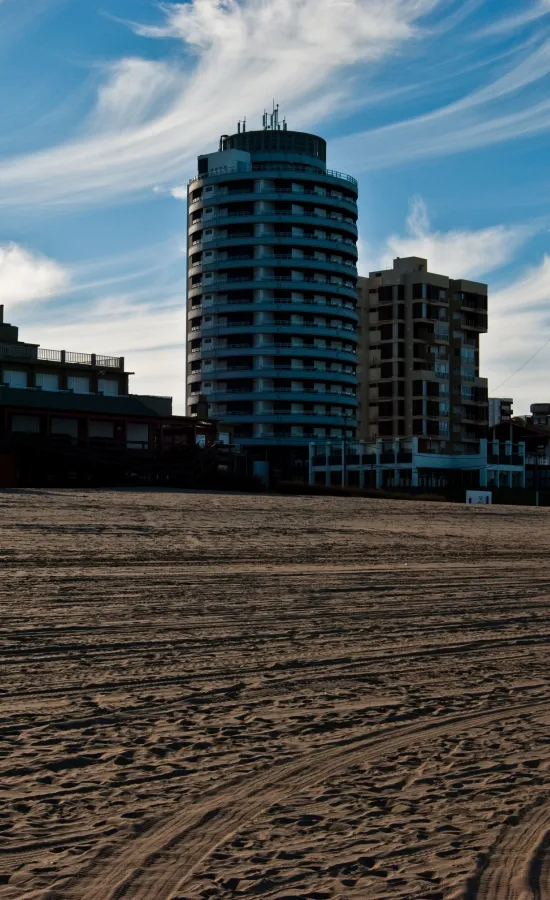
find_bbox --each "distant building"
[357,257,488,456]
[309,437,525,491]
[488,397,513,427]
[490,418,550,491]
[531,403,550,427]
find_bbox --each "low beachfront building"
[309,437,526,491]
[0,306,218,487]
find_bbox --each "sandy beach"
[2,489,550,899]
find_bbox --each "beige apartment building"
[357,257,488,454]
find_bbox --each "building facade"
[530,403,550,427]
[0,306,219,487]
[357,257,488,456]
[488,397,513,427]
[491,418,550,491]
[186,111,359,451]
[309,437,525,491]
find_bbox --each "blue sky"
[1,0,550,414]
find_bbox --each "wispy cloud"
[376,196,533,279]
[333,36,550,170]
[0,243,70,304]
[483,255,550,411]
[86,58,184,133]
[0,0,439,208]
[477,0,550,36]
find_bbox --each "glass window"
[68,376,90,393]
[98,379,119,396]
[127,423,149,449]
[36,372,59,391]
[89,421,114,439]
[51,418,78,438]
[3,370,27,388]
[11,414,40,433]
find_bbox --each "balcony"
[196,187,357,213]
[194,365,356,382]
[197,322,357,342]
[0,343,123,369]
[196,255,358,276]
[488,452,524,466]
[198,341,356,360]
[189,274,357,298]
[190,210,358,236]
[206,389,357,405]
[189,162,358,187]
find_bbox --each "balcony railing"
[189,254,357,270]
[191,186,357,209]
[0,343,123,368]
[189,163,358,186]
[197,321,356,334]
[191,233,357,250]
[196,297,356,312]
[193,210,357,227]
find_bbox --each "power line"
[491,337,550,393]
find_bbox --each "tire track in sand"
[466,795,550,899]
[49,698,549,900]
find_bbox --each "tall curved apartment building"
[186,114,359,453]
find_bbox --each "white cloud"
[87,58,184,133]
[333,37,550,171]
[0,243,69,304]
[0,0,439,208]
[19,291,188,411]
[378,196,532,279]
[483,256,550,413]
[170,186,188,201]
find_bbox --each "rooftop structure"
[489,397,513,428]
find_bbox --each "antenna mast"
[263,101,284,131]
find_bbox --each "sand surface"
[2,490,550,900]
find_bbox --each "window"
[127,423,148,450]
[3,370,27,388]
[36,372,59,391]
[89,421,114,440]
[68,376,90,394]
[98,379,119,396]
[51,418,78,438]
[11,414,40,433]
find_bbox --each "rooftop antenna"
[264,102,283,131]
[243,116,246,132]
